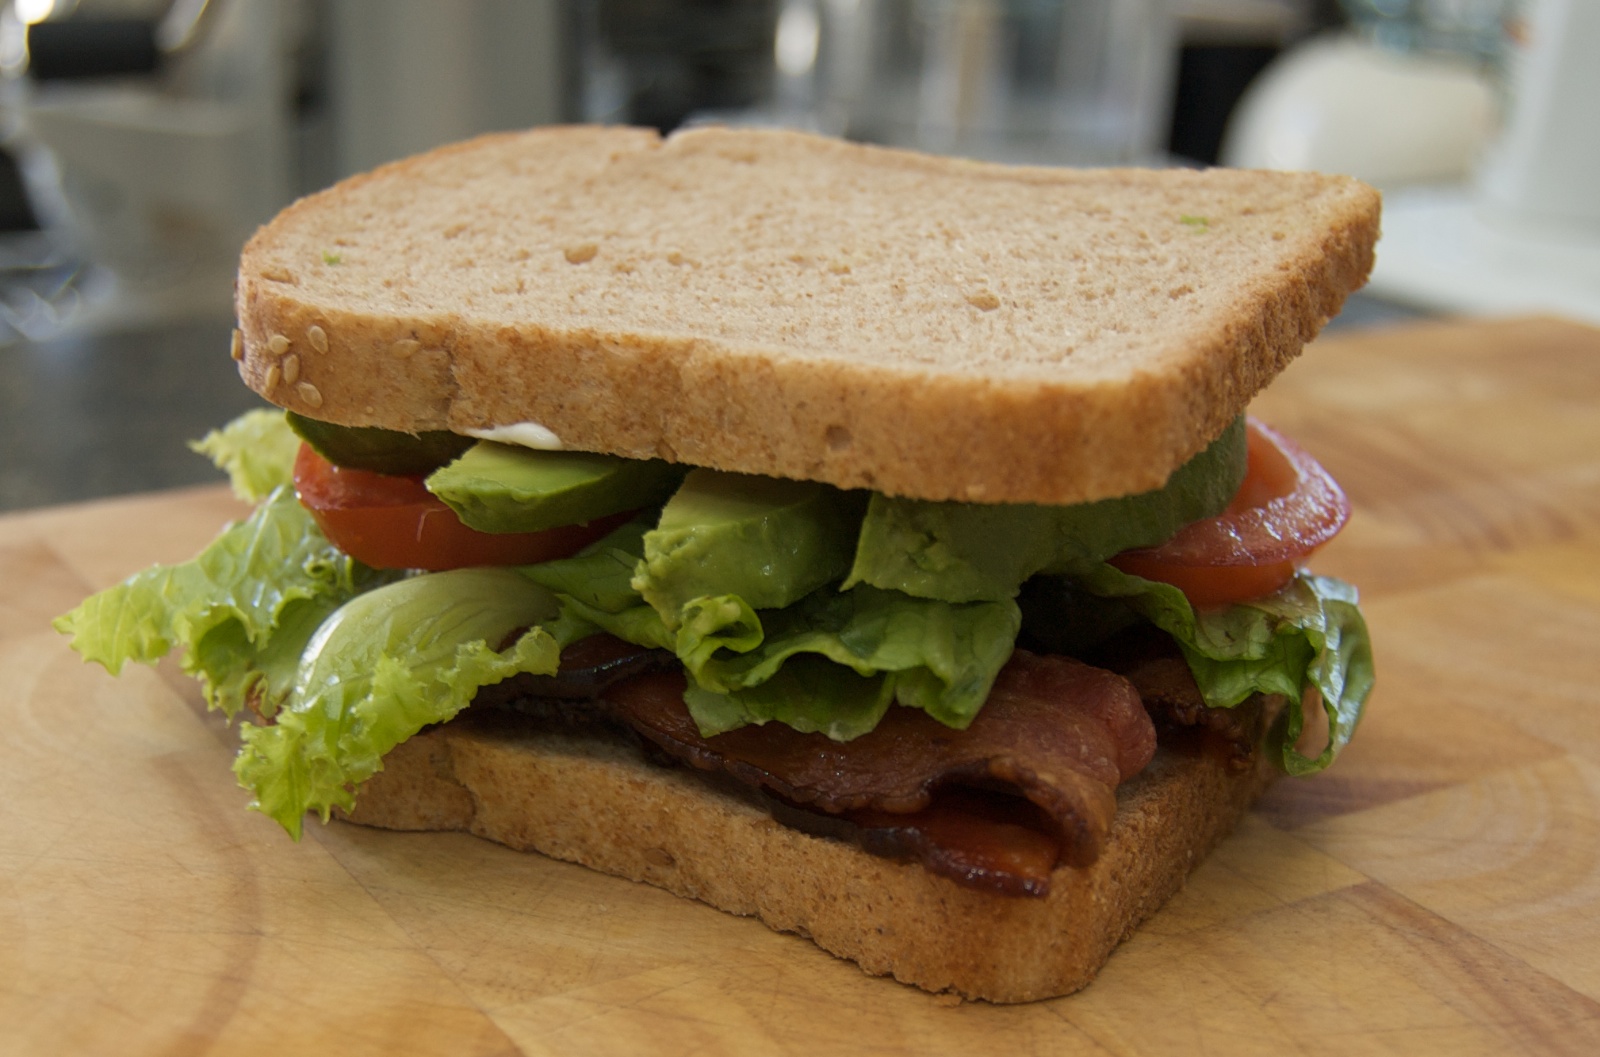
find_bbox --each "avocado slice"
[635,470,868,627]
[286,412,473,476]
[425,442,686,534]
[846,416,1249,604]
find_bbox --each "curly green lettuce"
[188,408,302,503]
[1072,564,1374,774]
[53,486,388,720]
[525,522,1020,740]
[234,569,567,836]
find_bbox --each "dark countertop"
[0,293,1426,514]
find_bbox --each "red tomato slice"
[1109,418,1350,608]
[293,444,629,570]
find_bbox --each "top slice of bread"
[235,126,1379,505]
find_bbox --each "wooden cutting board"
[4,317,1599,1055]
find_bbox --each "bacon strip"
[1094,629,1268,770]
[600,649,1156,874]
[482,643,1158,895]
[774,789,1068,897]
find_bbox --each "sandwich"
[56,126,1379,1002]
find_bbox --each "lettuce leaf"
[521,519,675,649]
[53,486,388,719]
[1073,564,1374,774]
[526,522,1019,740]
[188,408,301,501]
[679,586,1020,737]
[684,655,895,742]
[234,568,567,837]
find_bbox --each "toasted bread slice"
[345,710,1276,1003]
[236,126,1378,504]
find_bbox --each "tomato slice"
[293,443,630,570]
[1109,418,1350,608]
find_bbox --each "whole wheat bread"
[346,708,1276,1003]
[235,125,1378,504]
[245,128,1366,1000]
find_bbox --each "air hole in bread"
[826,425,852,452]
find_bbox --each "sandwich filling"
[487,637,1159,896]
[57,409,1373,895]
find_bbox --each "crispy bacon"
[599,649,1155,877]
[1094,629,1267,769]
[772,788,1067,897]
[482,641,1159,896]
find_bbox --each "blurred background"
[1,0,1596,511]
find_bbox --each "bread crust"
[345,710,1276,1003]
[235,126,1379,505]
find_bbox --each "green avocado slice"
[846,416,1249,604]
[425,442,686,534]
[634,470,868,628]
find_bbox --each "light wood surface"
[5,317,1600,1055]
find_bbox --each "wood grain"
[5,318,1600,1054]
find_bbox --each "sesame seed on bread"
[235,125,1379,504]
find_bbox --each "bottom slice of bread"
[344,711,1276,1003]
